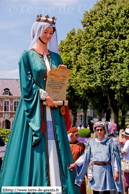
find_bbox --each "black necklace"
[38,37,46,44]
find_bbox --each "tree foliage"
[59,0,129,127]
[72,0,129,125]
[59,28,89,126]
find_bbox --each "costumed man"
[69,122,124,194]
[68,127,86,194]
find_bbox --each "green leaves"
[59,0,129,124]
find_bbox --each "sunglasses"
[96,129,104,132]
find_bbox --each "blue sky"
[0,0,98,79]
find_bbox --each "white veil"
[28,19,59,54]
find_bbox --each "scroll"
[43,100,68,106]
[45,68,72,101]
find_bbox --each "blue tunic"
[75,138,123,193]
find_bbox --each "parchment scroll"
[45,68,72,101]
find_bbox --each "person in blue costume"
[0,15,81,194]
[69,121,124,194]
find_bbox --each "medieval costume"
[0,15,81,194]
[74,122,124,194]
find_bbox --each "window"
[4,101,9,111]
[4,90,9,95]
[3,88,12,96]
[14,101,19,112]
[3,88,9,95]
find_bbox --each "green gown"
[0,49,81,194]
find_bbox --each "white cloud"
[0,69,19,79]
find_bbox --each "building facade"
[69,109,94,127]
[0,79,21,129]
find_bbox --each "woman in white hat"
[121,126,129,194]
[69,121,123,194]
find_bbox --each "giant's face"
[40,26,54,44]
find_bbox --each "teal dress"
[0,49,81,194]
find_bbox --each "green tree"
[59,28,89,127]
[58,28,76,69]
[73,0,129,126]
[88,91,109,121]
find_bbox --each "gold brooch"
[60,106,65,115]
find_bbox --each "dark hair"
[53,27,55,33]
[49,24,55,33]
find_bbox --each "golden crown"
[36,14,56,25]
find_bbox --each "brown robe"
[70,140,86,194]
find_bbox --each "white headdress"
[68,133,72,140]
[28,15,59,54]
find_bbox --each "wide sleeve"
[111,140,121,174]
[110,139,124,193]
[18,50,42,146]
[75,141,91,186]
[58,53,63,64]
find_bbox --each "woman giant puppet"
[0,15,81,194]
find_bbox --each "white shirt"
[122,140,129,160]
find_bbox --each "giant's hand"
[45,95,57,108]
[58,64,67,69]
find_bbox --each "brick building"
[0,79,21,129]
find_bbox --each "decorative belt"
[91,162,111,166]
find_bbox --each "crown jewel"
[36,14,56,25]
